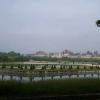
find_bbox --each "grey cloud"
[0,0,100,53]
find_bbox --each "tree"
[30,64,35,70]
[96,20,100,27]
[2,64,6,69]
[10,65,14,69]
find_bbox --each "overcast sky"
[0,0,100,53]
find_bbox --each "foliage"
[0,51,28,62]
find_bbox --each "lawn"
[0,78,100,97]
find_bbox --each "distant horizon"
[1,48,100,53]
[0,49,100,54]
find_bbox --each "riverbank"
[0,79,100,97]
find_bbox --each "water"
[0,73,100,82]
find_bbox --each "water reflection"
[0,73,100,82]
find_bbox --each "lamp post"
[96,20,100,27]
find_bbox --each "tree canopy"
[96,20,100,27]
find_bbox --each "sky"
[0,0,100,54]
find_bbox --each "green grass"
[0,79,100,96]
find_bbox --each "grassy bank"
[0,79,100,96]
